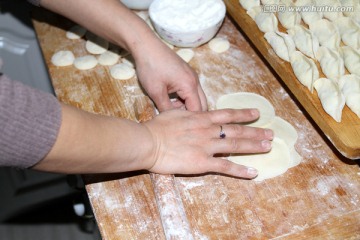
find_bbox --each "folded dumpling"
[315,0,343,21]
[290,51,319,92]
[313,78,346,122]
[264,31,296,62]
[315,47,345,81]
[340,46,360,76]
[288,25,319,58]
[277,0,301,29]
[309,19,341,50]
[240,0,260,10]
[338,74,360,118]
[334,16,360,50]
[295,0,323,26]
[247,6,278,33]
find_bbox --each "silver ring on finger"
[219,125,226,139]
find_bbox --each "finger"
[182,89,203,112]
[206,108,260,125]
[211,124,274,140]
[205,157,258,179]
[151,87,173,112]
[197,85,208,111]
[210,138,272,155]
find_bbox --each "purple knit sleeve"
[0,74,62,168]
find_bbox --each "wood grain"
[32,7,360,240]
[224,0,360,159]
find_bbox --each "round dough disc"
[176,49,195,63]
[216,92,276,127]
[74,55,98,70]
[208,37,230,53]
[85,33,109,54]
[110,63,136,80]
[98,50,120,66]
[264,116,298,147]
[228,137,291,181]
[66,25,86,39]
[51,50,75,67]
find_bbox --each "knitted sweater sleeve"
[0,74,61,168]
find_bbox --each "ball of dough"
[66,25,86,39]
[74,55,98,70]
[85,33,109,54]
[98,50,120,66]
[51,50,75,67]
[208,37,230,53]
[110,63,136,80]
[176,49,195,63]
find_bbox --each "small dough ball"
[66,25,86,39]
[85,33,109,54]
[74,55,98,70]
[110,63,136,80]
[208,37,230,53]
[122,55,136,68]
[176,49,195,63]
[98,50,120,66]
[51,50,75,66]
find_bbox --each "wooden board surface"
[224,0,360,159]
[32,8,360,239]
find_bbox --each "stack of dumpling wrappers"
[239,0,360,122]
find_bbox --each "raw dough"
[98,50,120,66]
[216,92,275,127]
[85,33,109,54]
[338,74,360,118]
[208,37,230,53]
[340,46,360,76]
[313,78,346,122]
[66,25,86,39]
[315,0,343,21]
[176,49,195,62]
[51,50,75,66]
[216,92,301,181]
[309,19,341,50]
[73,55,98,70]
[277,1,301,29]
[290,51,319,92]
[239,0,260,10]
[247,6,278,33]
[315,47,345,81]
[295,0,323,26]
[264,31,296,62]
[288,25,319,59]
[334,16,360,50]
[110,63,136,80]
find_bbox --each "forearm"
[40,0,159,59]
[33,103,154,174]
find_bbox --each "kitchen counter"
[32,6,360,239]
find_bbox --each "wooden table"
[32,6,360,239]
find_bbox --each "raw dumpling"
[334,16,360,49]
[340,46,360,76]
[277,1,301,29]
[315,0,343,21]
[313,78,346,122]
[247,6,278,33]
[315,47,345,81]
[261,0,280,4]
[264,31,296,62]
[340,0,360,17]
[338,74,360,117]
[288,25,319,58]
[239,0,260,10]
[290,51,319,92]
[295,0,323,26]
[309,19,341,50]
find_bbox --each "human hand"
[142,108,274,179]
[134,40,208,112]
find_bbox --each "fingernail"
[247,167,258,177]
[265,129,274,139]
[251,109,259,117]
[261,140,272,150]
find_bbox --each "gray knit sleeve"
[0,74,62,168]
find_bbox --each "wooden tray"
[224,0,360,159]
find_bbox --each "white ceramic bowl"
[149,0,226,48]
[120,0,154,10]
